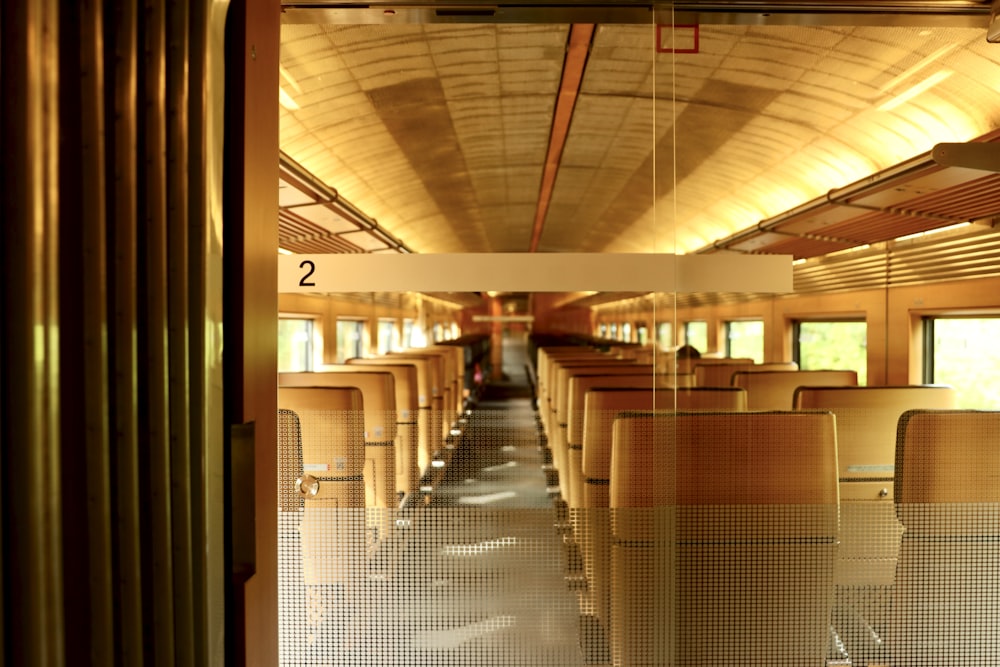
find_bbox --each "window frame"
[792,318,868,385]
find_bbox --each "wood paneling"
[224,0,280,665]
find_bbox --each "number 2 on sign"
[299,260,316,287]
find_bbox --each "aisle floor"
[279,334,590,665]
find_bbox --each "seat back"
[322,363,420,500]
[733,369,857,410]
[794,385,957,485]
[431,344,465,415]
[676,356,753,375]
[321,363,420,500]
[694,361,797,387]
[583,388,749,493]
[388,352,446,467]
[393,349,452,443]
[577,387,747,631]
[548,357,623,424]
[609,411,838,666]
[350,356,434,476]
[794,386,957,663]
[889,409,1000,665]
[277,386,366,585]
[280,372,397,516]
[538,349,606,430]
[567,375,686,448]
[549,362,645,498]
[278,408,303,512]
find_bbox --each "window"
[278,318,315,372]
[726,320,764,363]
[377,319,399,355]
[402,319,416,348]
[636,323,648,346]
[656,321,673,351]
[335,319,365,363]
[924,316,1000,408]
[407,319,428,348]
[794,320,867,385]
[609,323,618,341]
[598,323,608,338]
[621,322,632,343]
[684,321,708,354]
[432,323,444,343]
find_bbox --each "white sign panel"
[279,253,792,293]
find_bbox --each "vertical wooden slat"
[197,3,231,663]
[59,0,115,663]
[138,0,176,663]
[187,0,211,662]
[105,1,146,663]
[165,1,197,663]
[0,1,65,665]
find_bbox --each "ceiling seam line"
[528,23,595,253]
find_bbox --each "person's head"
[676,344,701,359]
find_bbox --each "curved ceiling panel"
[280,18,1000,257]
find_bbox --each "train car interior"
[272,4,1000,666]
[4,1,1000,666]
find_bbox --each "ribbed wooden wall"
[0,1,250,664]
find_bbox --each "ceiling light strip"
[528,24,595,253]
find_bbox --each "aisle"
[391,332,587,665]
[279,333,590,665]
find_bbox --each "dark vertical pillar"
[224,0,280,665]
[59,0,116,663]
[490,296,504,381]
[1,1,66,665]
[105,1,146,663]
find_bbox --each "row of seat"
[532,343,998,666]
[276,342,482,585]
[609,408,1000,667]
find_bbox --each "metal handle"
[879,487,889,498]
[296,474,320,497]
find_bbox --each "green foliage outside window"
[932,318,1000,409]
[727,320,764,363]
[685,321,708,354]
[797,321,867,385]
[278,318,313,372]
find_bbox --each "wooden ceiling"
[277,3,1000,261]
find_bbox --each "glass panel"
[726,320,764,363]
[278,318,313,372]
[931,317,1000,408]
[277,16,1000,667]
[797,321,867,385]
